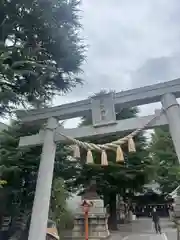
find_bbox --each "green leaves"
[0,0,84,116]
[49,177,73,232]
[150,126,180,194]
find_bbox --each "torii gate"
[16,78,180,240]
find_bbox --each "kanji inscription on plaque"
[91,92,116,127]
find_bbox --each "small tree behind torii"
[150,126,180,194]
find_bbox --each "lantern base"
[72,199,110,240]
[71,236,111,240]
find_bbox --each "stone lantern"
[72,179,110,240]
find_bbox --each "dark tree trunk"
[108,192,118,230]
[103,194,109,207]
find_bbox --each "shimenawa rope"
[57,109,163,166]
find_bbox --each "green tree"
[150,126,180,194]
[50,178,74,233]
[71,91,152,230]
[0,121,75,238]
[0,0,84,115]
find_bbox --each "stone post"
[28,117,58,240]
[161,93,180,164]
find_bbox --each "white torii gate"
[16,78,180,240]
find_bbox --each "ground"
[62,218,176,240]
[112,218,176,240]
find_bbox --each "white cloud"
[131,54,180,87]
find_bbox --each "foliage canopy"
[0,0,84,115]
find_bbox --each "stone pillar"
[117,197,126,224]
[177,223,180,240]
[28,117,58,240]
[161,93,180,163]
[174,195,180,219]
[72,180,110,240]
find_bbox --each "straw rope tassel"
[86,149,94,164]
[73,145,81,158]
[116,146,124,162]
[101,150,108,166]
[128,137,136,152]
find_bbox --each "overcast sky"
[2,0,180,127]
[52,0,180,128]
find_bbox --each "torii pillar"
[161,93,180,163]
[28,117,58,240]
